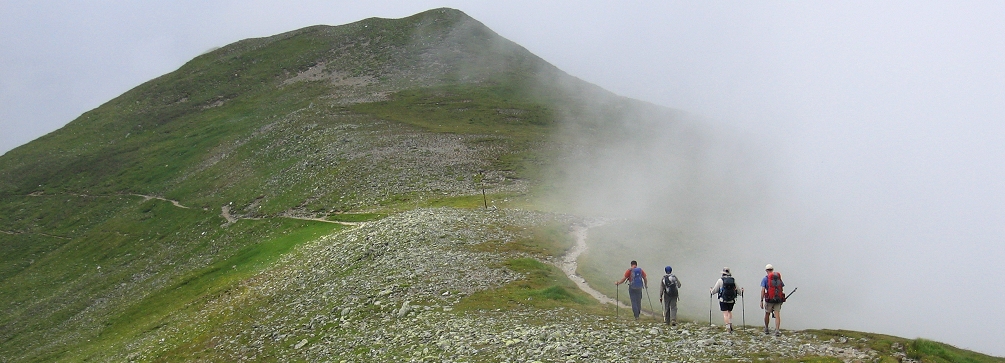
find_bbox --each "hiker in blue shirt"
[760,264,785,335]
[615,260,648,320]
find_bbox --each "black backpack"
[662,274,678,300]
[719,276,737,301]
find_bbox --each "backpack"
[765,272,785,303]
[662,274,678,300]
[719,276,737,301]
[630,267,645,289]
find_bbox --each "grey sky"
[2,0,1003,356]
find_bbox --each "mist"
[548,75,1004,355]
[2,0,1002,356]
[540,3,1005,356]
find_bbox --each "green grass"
[0,7,1000,362]
[456,258,596,312]
[455,219,589,313]
[0,15,569,355]
[0,192,342,362]
[67,220,341,362]
[349,83,554,140]
[908,339,1004,363]
[327,212,386,223]
[575,220,710,317]
[470,220,573,257]
[808,330,1005,363]
[374,191,534,212]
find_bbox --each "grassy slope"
[0,7,998,362]
[0,8,572,362]
[807,330,1005,363]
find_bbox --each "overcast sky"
[2,0,1004,356]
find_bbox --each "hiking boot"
[727,324,733,333]
[671,320,677,327]
[774,329,781,336]
[764,327,770,335]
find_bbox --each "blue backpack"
[630,267,645,289]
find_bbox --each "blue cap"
[665,266,673,274]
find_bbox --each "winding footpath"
[131,194,190,209]
[558,219,657,317]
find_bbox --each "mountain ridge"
[0,7,1000,362]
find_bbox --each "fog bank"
[541,3,1005,355]
[2,0,1002,356]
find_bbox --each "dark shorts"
[719,302,735,311]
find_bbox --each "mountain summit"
[0,8,559,202]
[0,8,599,361]
[0,8,997,363]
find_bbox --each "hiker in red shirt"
[615,260,648,320]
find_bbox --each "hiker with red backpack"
[659,265,682,326]
[615,260,648,320]
[710,267,743,332]
[760,264,785,335]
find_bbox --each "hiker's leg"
[669,299,678,323]
[630,288,642,318]
[663,299,671,324]
[774,305,782,330]
[719,302,734,325]
[764,311,770,329]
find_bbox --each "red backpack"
[765,272,785,303]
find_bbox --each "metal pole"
[645,286,656,321]
[709,293,713,326]
[785,287,798,300]
[741,290,746,331]
[616,283,620,318]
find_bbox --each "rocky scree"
[109,208,879,362]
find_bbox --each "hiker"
[760,264,785,335]
[615,260,648,320]
[659,265,682,325]
[710,267,742,332]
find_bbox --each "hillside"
[0,8,1000,363]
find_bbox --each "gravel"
[114,208,877,362]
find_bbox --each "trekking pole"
[785,287,798,300]
[660,294,666,323]
[644,286,656,321]
[741,290,746,331]
[616,283,620,318]
[708,293,713,326]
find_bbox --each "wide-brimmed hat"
[721,267,731,275]
[765,264,774,270]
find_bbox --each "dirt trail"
[220,205,362,227]
[128,194,361,227]
[221,205,240,226]
[291,217,362,226]
[559,220,659,317]
[132,194,190,209]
